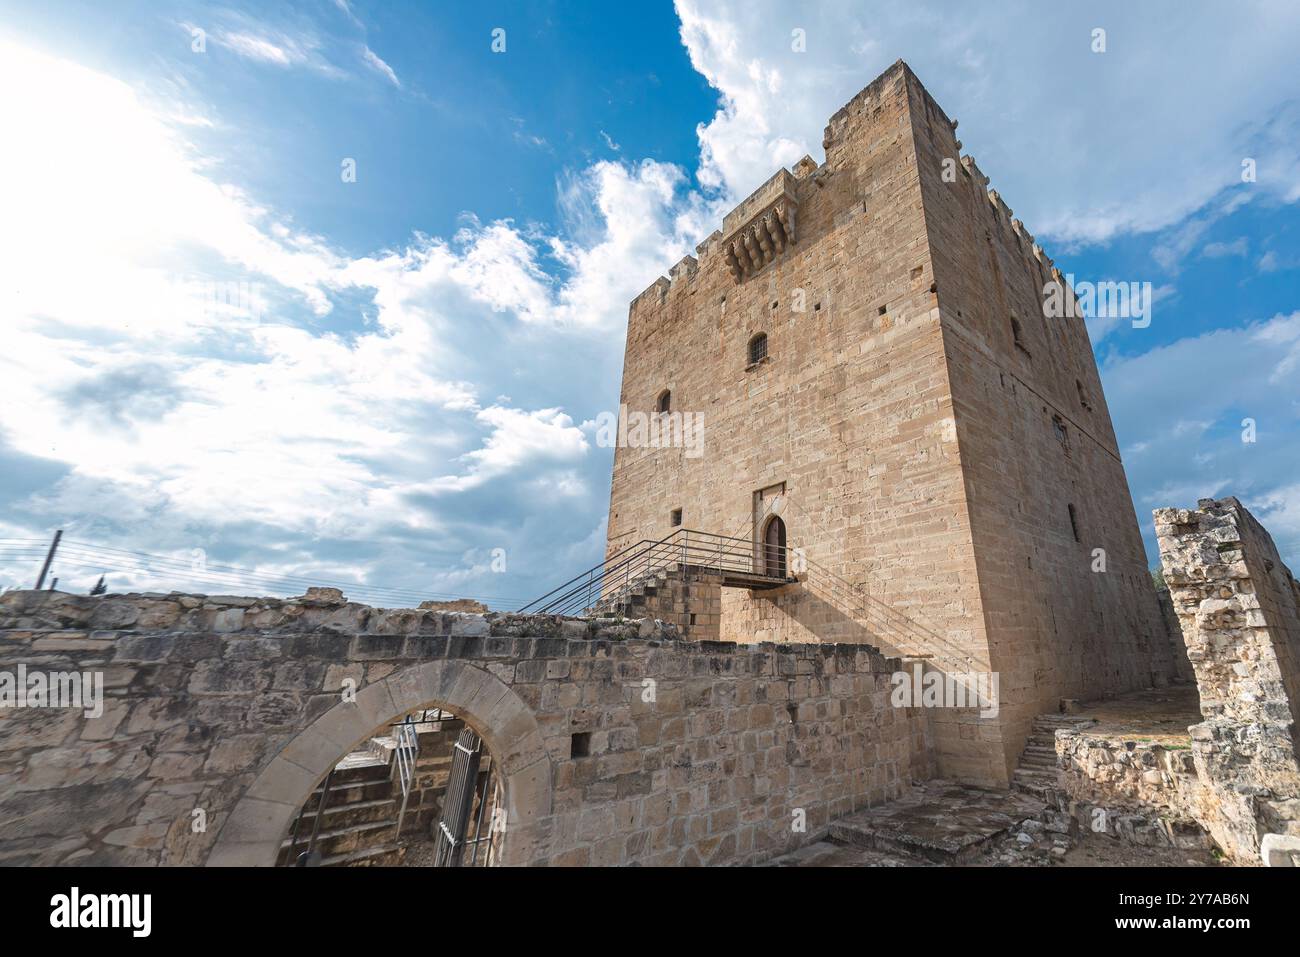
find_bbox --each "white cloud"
[1203,237,1248,258]
[426,407,590,494]
[674,0,1300,245]
[218,31,304,66]
[0,36,706,600]
[1102,311,1300,564]
[362,45,400,87]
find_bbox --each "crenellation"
[669,254,698,283]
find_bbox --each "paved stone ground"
[1070,685,1202,747]
[764,833,1223,868]
[761,840,930,867]
[825,780,1048,862]
[761,780,1225,868]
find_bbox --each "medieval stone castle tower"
[607,61,1178,787]
[4,60,1297,870]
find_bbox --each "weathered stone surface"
[1260,832,1300,866]
[0,588,918,867]
[606,59,1177,789]
[1155,496,1300,862]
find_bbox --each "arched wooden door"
[762,515,787,578]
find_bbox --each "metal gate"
[433,727,484,867]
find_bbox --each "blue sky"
[0,0,1297,605]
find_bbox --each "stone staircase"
[278,750,402,866]
[277,714,490,866]
[588,567,674,618]
[1011,714,1094,801]
[586,564,723,641]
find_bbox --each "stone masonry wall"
[605,60,1179,788]
[607,61,1008,786]
[1155,497,1300,861]
[0,588,918,867]
[911,69,1179,779]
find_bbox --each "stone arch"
[207,659,552,866]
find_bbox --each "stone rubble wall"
[1154,497,1300,862]
[1155,585,1198,684]
[1055,728,1209,849]
[0,587,921,867]
[608,568,722,642]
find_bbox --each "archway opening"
[209,659,552,868]
[276,706,501,868]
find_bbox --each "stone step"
[828,817,1002,864]
[1020,747,1057,759]
[318,843,403,868]
[1011,768,1059,800]
[1012,766,1056,781]
[293,797,398,829]
[1032,716,1094,730]
[300,778,393,812]
[330,752,392,784]
[278,819,398,864]
[1020,758,1057,771]
[1022,746,1057,759]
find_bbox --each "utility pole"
[35,529,62,590]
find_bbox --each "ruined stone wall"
[607,61,1002,785]
[1156,585,1198,684]
[1155,497,1300,861]
[1055,727,1208,849]
[909,72,1178,776]
[613,568,722,642]
[0,589,919,867]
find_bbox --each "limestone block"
[1260,833,1300,866]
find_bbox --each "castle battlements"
[629,59,1078,312]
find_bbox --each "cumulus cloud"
[1103,311,1300,562]
[0,35,703,602]
[6,3,1300,602]
[674,0,1300,244]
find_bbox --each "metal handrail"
[794,551,977,675]
[393,714,418,835]
[292,767,334,867]
[515,533,665,610]
[518,528,791,617]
